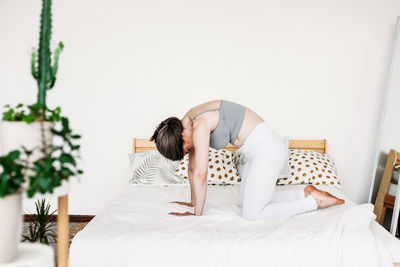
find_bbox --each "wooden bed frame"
[133,138,328,153]
[133,138,400,267]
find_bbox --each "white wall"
[1,0,400,214]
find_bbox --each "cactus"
[31,0,63,111]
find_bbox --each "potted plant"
[0,0,63,157]
[0,0,83,263]
[22,198,57,245]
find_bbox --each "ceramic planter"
[0,121,53,263]
[0,121,53,160]
[0,192,22,263]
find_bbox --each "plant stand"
[48,180,70,267]
[57,195,68,267]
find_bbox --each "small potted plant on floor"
[22,198,57,245]
[0,0,83,263]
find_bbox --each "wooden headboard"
[133,138,327,154]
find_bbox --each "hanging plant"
[26,117,83,198]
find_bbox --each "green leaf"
[26,189,35,198]
[59,153,75,165]
[50,129,62,135]
[61,117,70,131]
[54,106,61,115]
[2,110,14,121]
[22,114,36,124]
[71,144,80,150]
[8,150,21,161]
[60,167,73,177]
[2,109,15,121]
[39,178,50,191]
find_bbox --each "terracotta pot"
[0,192,22,263]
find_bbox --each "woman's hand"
[169,201,195,216]
[168,211,194,216]
[170,201,194,207]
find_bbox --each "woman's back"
[182,99,264,148]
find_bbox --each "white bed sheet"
[70,184,399,267]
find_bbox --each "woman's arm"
[189,123,210,216]
[169,120,210,216]
[188,153,196,205]
[169,148,197,208]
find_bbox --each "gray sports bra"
[192,100,245,149]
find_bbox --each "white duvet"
[70,184,395,267]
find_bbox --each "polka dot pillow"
[175,148,241,185]
[276,149,342,188]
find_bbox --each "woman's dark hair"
[150,117,184,161]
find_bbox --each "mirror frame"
[368,17,400,203]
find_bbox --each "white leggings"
[237,122,317,220]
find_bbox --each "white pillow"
[129,150,184,184]
[175,148,241,184]
[276,149,342,188]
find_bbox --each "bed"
[69,139,400,267]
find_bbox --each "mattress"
[70,184,400,267]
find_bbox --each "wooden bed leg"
[58,194,69,267]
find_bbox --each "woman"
[150,100,344,220]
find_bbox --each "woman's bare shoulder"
[185,100,221,118]
[180,100,221,133]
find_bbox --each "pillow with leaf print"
[276,149,342,188]
[129,150,185,185]
[175,148,241,185]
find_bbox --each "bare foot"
[304,185,345,209]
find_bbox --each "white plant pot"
[0,121,54,263]
[0,121,53,160]
[0,192,22,263]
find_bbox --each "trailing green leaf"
[25,114,83,197]
[0,150,25,198]
[2,104,63,123]
[59,153,75,165]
